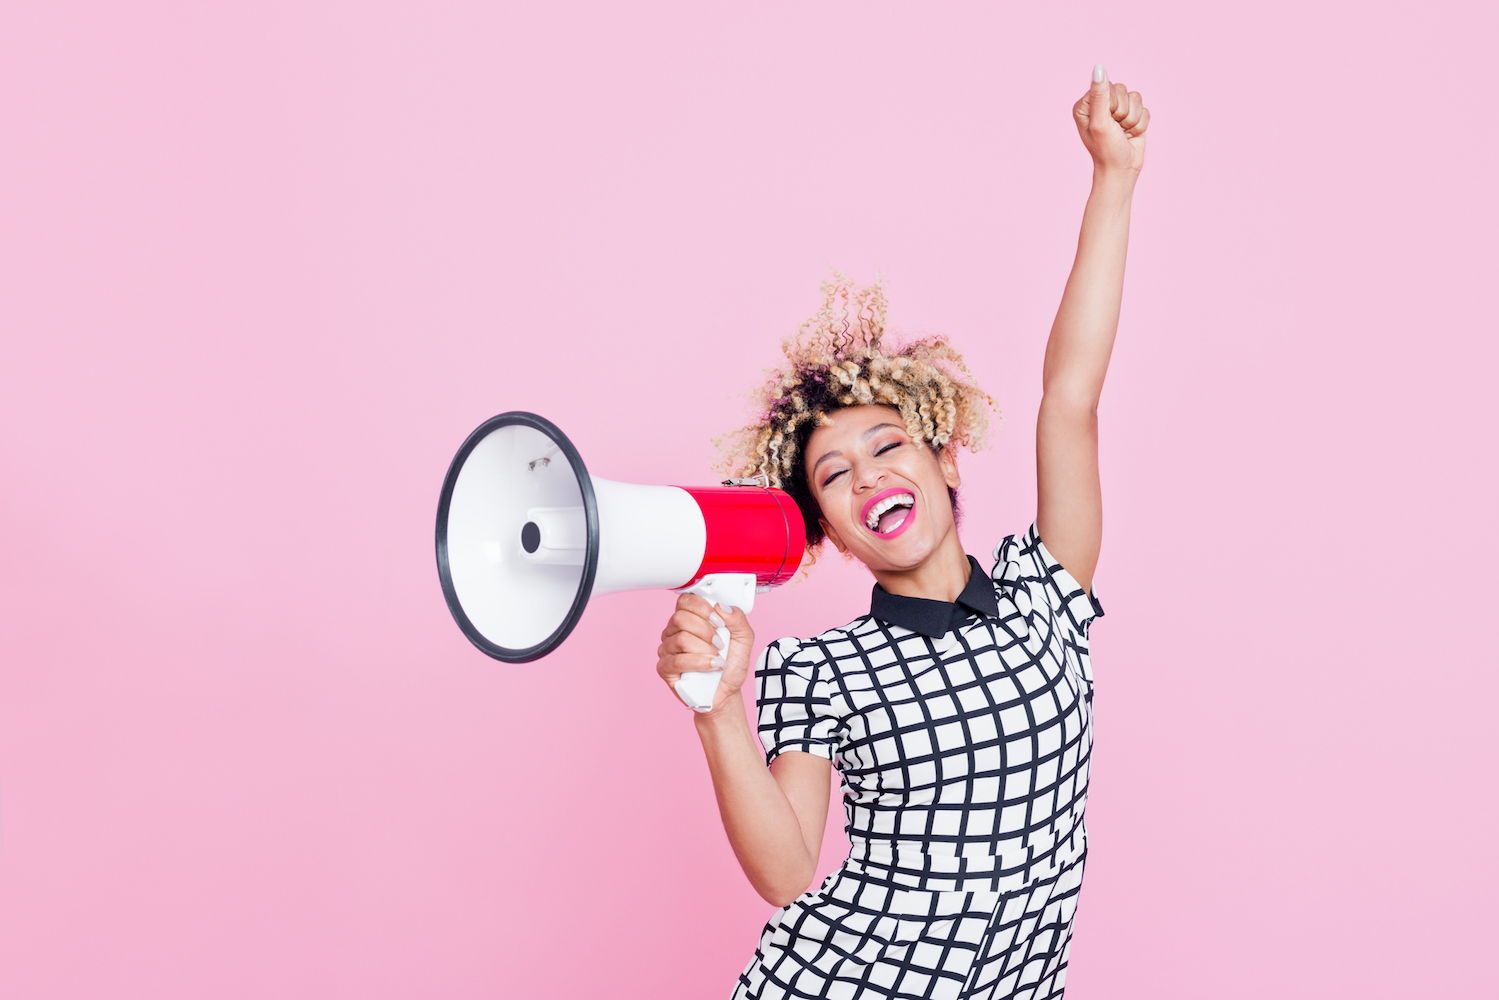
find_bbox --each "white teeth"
[864,493,915,531]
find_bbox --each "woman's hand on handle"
[656,592,756,716]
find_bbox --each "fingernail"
[713,632,728,651]
[1093,63,1105,82]
[710,655,726,668]
[709,612,726,629]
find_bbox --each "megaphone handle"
[673,573,758,713]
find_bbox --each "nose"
[853,462,887,493]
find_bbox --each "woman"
[657,65,1147,1000]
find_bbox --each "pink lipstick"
[861,487,917,540]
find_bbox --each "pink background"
[2,2,1494,997]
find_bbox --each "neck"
[870,531,971,602]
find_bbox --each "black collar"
[868,554,1000,638]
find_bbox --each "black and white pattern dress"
[731,521,1106,1000]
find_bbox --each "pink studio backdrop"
[1,3,1494,998]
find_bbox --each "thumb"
[715,603,753,637]
[1088,63,1111,122]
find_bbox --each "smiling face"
[803,404,962,571]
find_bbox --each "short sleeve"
[754,637,840,767]
[992,520,1106,642]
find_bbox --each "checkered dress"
[731,521,1106,1000]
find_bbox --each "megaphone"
[435,411,806,712]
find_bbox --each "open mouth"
[863,492,916,539]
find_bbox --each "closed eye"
[821,442,902,487]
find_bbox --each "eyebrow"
[812,423,903,477]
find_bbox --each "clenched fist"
[1073,64,1150,175]
[656,592,755,716]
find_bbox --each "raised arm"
[1036,66,1149,594]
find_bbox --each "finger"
[673,650,726,674]
[676,590,714,615]
[669,611,724,651]
[713,603,753,637]
[677,591,728,627]
[671,627,724,659]
[665,598,716,643]
[1127,106,1149,137]
[685,596,733,636]
[1084,64,1111,125]
[1118,92,1143,131]
[1111,82,1128,121]
[1071,92,1092,123]
[670,609,720,647]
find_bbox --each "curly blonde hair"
[711,269,1001,570]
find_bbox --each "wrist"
[1091,166,1139,192]
[693,700,747,731]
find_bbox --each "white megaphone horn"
[434,411,807,712]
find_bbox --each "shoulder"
[989,520,1065,592]
[766,613,880,673]
[988,519,1106,641]
[802,614,887,675]
[989,520,1041,570]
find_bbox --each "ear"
[937,443,961,490]
[818,517,850,555]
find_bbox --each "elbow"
[760,879,804,909]
[762,886,806,909]
[1039,391,1099,421]
[762,863,817,909]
